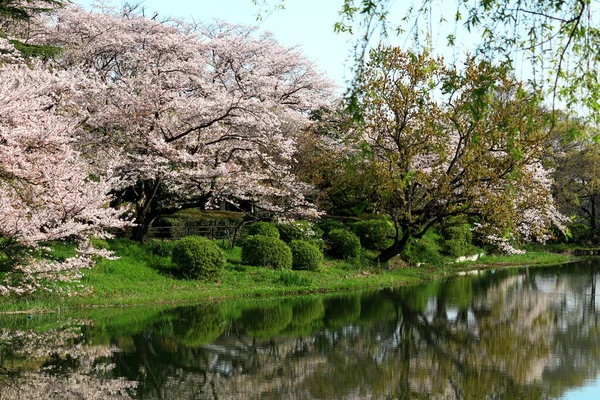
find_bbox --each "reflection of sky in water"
[562,374,600,399]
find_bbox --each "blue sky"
[75,1,477,89]
[78,0,354,88]
[74,1,533,95]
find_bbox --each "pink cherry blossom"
[27,5,335,240]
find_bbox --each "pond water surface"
[2,259,600,399]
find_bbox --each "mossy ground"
[0,238,577,314]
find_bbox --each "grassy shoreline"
[0,239,580,314]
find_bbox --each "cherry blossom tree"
[0,57,128,295]
[348,48,566,262]
[28,4,334,241]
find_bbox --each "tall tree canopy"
[24,4,334,241]
[342,47,565,262]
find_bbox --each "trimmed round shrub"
[289,240,323,271]
[278,222,324,251]
[327,229,361,259]
[171,236,225,281]
[351,219,395,250]
[247,222,280,239]
[317,219,347,236]
[242,235,292,269]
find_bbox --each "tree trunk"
[130,218,154,243]
[129,180,162,243]
[591,196,597,233]
[377,233,410,263]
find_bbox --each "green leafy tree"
[0,0,61,22]
[0,0,63,59]
[351,47,563,262]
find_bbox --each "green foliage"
[165,217,186,239]
[327,229,361,259]
[567,223,592,244]
[403,229,444,265]
[171,236,225,282]
[291,299,325,325]
[0,0,62,21]
[324,295,361,328]
[278,270,313,287]
[351,219,394,250]
[90,238,110,251]
[277,221,314,242]
[359,294,397,323]
[317,219,348,236]
[289,240,323,271]
[247,222,280,239]
[9,40,62,59]
[276,221,324,250]
[441,219,476,257]
[241,235,292,269]
[240,305,293,338]
[172,305,226,347]
[145,240,175,258]
[157,209,244,239]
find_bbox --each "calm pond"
[2,259,600,399]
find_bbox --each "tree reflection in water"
[1,260,600,399]
[0,321,135,399]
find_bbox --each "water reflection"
[0,322,135,399]
[1,260,600,399]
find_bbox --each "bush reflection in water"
[1,260,600,399]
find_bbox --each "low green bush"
[568,223,592,244]
[351,219,395,250]
[289,240,323,271]
[171,236,225,281]
[403,229,443,265]
[441,220,475,257]
[327,229,361,259]
[241,235,292,269]
[247,222,280,239]
[317,219,347,236]
[145,240,175,257]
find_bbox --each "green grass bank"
[0,238,577,314]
